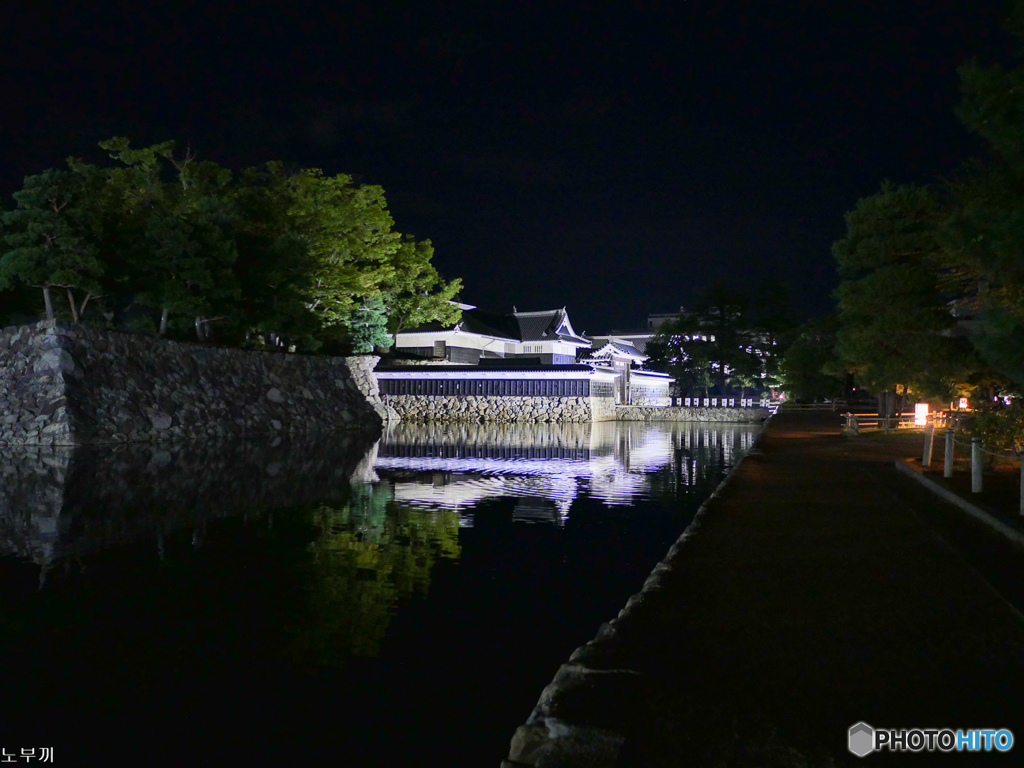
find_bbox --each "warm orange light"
[914,403,929,426]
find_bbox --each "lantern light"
[914,403,929,426]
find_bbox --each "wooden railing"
[778,402,845,412]
[842,412,918,433]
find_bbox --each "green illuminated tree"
[89,138,240,341]
[294,484,461,664]
[0,169,105,321]
[2,137,464,353]
[289,169,400,332]
[382,237,463,339]
[346,295,393,354]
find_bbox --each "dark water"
[0,421,758,767]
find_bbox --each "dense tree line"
[0,138,462,353]
[645,282,792,399]
[784,2,1024,429]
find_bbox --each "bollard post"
[972,438,983,494]
[1020,455,1024,516]
[944,429,954,478]
[922,423,934,467]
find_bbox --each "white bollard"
[944,429,954,478]
[972,438,983,494]
[922,423,934,467]
[1019,455,1024,516]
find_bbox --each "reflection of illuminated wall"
[377,422,761,522]
[382,421,606,455]
[0,436,379,566]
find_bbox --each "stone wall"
[382,394,597,423]
[629,383,670,407]
[591,392,616,422]
[615,406,769,423]
[0,320,392,446]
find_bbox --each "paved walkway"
[505,411,1024,767]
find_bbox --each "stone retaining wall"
[628,383,670,407]
[0,320,392,446]
[382,394,605,423]
[615,406,769,422]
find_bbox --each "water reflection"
[0,420,757,667]
[0,420,762,764]
[0,435,379,568]
[377,421,759,525]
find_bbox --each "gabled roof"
[587,339,648,362]
[588,331,653,355]
[514,309,590,346]
[402,307,520,341]
[628,336,650,354]
[402,306,591,347]
[460,308,521,341]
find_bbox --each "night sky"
[0,0,1013,334]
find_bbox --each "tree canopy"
[645,284,791,398]
[828,1,1024,419]
[831,182,975,400]
[0,139,462,353]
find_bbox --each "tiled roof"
[588,333,653,355]
[515,309,590,345]
[460,309,521,341]
[403,306,590,345]
[403,308,519,340]
[515,310,560,341]
[587,339,648,361]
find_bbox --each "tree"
[346,295,393,354]
[2,137,466,354]
[780,316,846,402]
[290,170,401,333]
[646,284,785,398]
[230,163,323,349]
[381,237,462,341]
[939,2,1024,384]
[832,182,974,411]
[747,278,795,396]
[90,138,241,341]
[645,314,719,397]
[0,169,105,321]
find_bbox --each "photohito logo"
[848,722,1014,756]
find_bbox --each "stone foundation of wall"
[0,320,392,446]
[615,406,770,422]
[628,387,671,407]
[382,394,617,423]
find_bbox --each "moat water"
[0,421,759,767]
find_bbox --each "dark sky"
[0,0,1014,333]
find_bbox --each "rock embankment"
[0,320,392,446]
